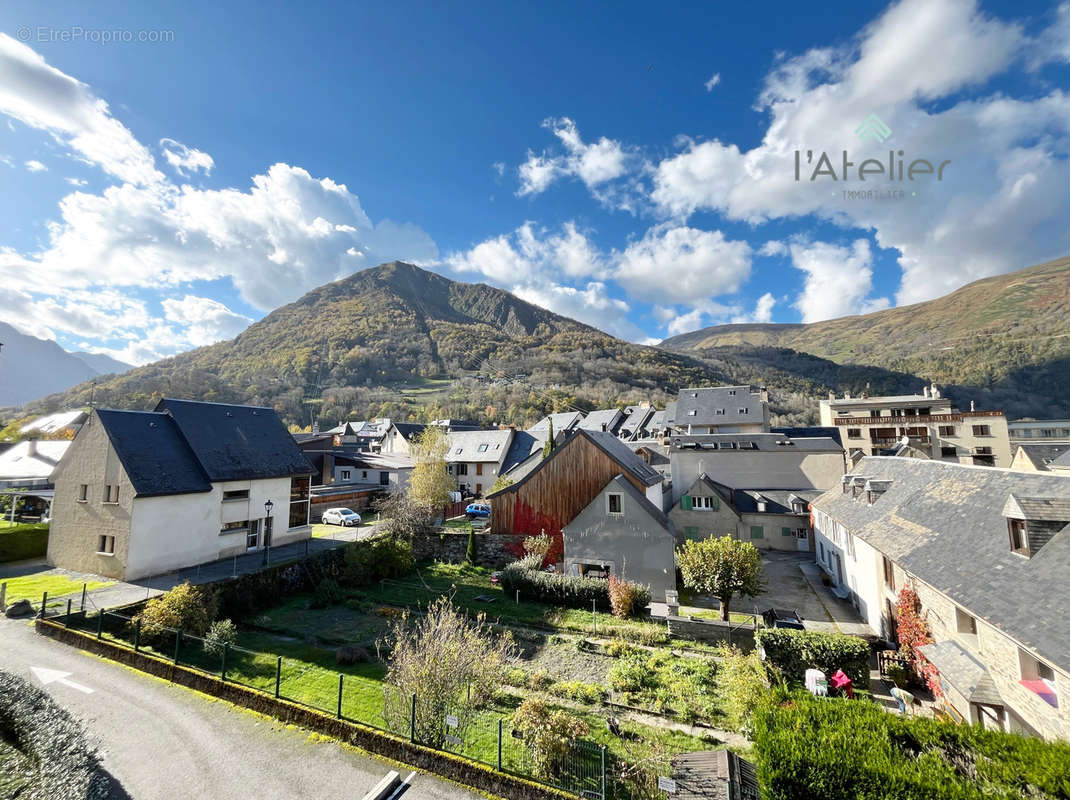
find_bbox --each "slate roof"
[1045,448,1070,469]
[670,433,842,453]
[21,410,87,434]
[0,441,71,483]
[582,429,663,487]
[682,474,817,516]
[642,409,667,437]
[1005,495,1070,521]
[578,408,624,434]
[154,398,314,481]
[673,386,764,427]
[501,430,546,474]
[445,429,514,463]
[618,406,654,440]
[812,457,1070,668]
[95,409,212,497]
[917,640,1003,705]
[390,422,427,440]
[772,426,844,447]
[528,411,585,433]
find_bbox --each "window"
[818,542,825,561]
[882,556,895,589]
[1019,649,1058,706]
[781,527,792,537]
[103,484,119,504]
[938,425,955,436]
[739,408,749,414]
[477,443,488,452]
[475,483,482,495]
[77,484,88,502]
[728,389,736,395]
[941,446,958,458]
[607,493,623,515]
[1008,519,1029,556]
[972,424,991,436]
[476,463,483,476]
[975,446,992,455]
[749,525,763,539]
[846,533,855,558]
[361,470,369,479]
[289,475,310,529]
[687,409,697,416]
[847,428,862,439]
[955,607,978,636]
[692,495,717,511]
[340,470,351,480]
[456,463,468,475]
[715,408,725,415]
[223,489,249,501]
[96,535,115,555]
[221,520,249,534]
[379,471,389,486]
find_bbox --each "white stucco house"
[48,398,315,581]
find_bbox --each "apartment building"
[812,457,1070,741]
[667,386,771,435]
[819,384,1012,467]
[1009,419,1070,446]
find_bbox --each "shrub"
[712,644,770,735]
[504,667,528,688]
[753,688,1070,800]
[529,669,553,690]
[203,619,237,655]
[310,578,344,609]
[343,535,414,586]
[755,628,870,688]
[512,698,590,780]
[0,522,48,562]
[134,581,218,644]
[336,645,370,665]
[499,559,611,610]
[605,640,640,658]
[549,680,607,704]
[608,575,650,619]
[604,622,669,645]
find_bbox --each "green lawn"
[1,571,113,603]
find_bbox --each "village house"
[1009,419,1070,446]
[811,457,1070,740]
[669,473,817,552]
[445,429,514,497]
[380,421,428,455]
[47,399,315,581]
[562,474,676,602]
[577,408,625,436]
[528,411,585,435]
[820,385,1013,467]
[20,410,88,438]
[667,386,770,435]
[1011,444,1070,473]
[0,439,71,522]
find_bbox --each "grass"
[1,571,113,603]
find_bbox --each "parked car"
[465,502,491,519]
[761,607,805,630]
[321,507,361,526]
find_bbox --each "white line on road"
[31,665,94,694]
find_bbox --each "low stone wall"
[667,615,756,650]
[35,620,573,800]
[412,532,528,568]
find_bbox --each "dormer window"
[477,443,488,452]
[687,410,697,416]
[1008,519,1029,556]
[739,408,749,414]
[715,408,725,415]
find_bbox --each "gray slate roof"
[501,430,546,474]
[528,411,585,433]
[1046,448,1070,469]
[445,429,514,463]
[674,386,763,426]
[155,398,314,482]
[813,456,1070,669]
[578,408,624,434]
[583,429,662,486]
[95,409,212,497]
[917,640,1003,705]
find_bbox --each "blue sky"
[0,0,1069,363]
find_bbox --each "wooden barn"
[487,429,664,537]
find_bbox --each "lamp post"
[263,499,274,565]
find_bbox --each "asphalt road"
[0,617,480,800]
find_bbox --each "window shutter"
[750,525,764,539]
[711,496,719,510]
[681,495,693,510]
[782,527,791,537]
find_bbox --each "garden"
[0,520,49,563]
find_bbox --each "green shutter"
[681,495,693,510]
[750,525,764,539]
[710,496,719,510]
[684,526,698,539]
[782,527,792,537]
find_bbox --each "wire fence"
[53,601,611,799]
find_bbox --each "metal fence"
[54,602,609,799]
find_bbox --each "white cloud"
[650,0,1070,305]
[513,281,648,341]
[758,240,788,257]
[25,159,46,172]
[492,161,505,177]
[0,33,161,185]
[161,294,252,346]
[665,308,707,337]
[64,177,87,186]
[446,221,605,285]
[731,292,776,323]
[790,239,889,323]
[517,118,635,207]
[614,225,752,305]
[160,138,214,177]
[704,73,721,92]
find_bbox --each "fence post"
[0,582,6,611]
[275,656,282,698]
[174,630,182,664]
[80,583,87,611]
[592,599,597,636]
[39,591,47,619]
[410,693,416,743]
[97,611,104,639]
[600,744,606,800]
[497,718,503,771]
[221,642,229,681]
[65,598,72,627]
[134,619,141,652]
[337,673,344,719]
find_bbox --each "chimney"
[850,476,870,498]
[829,391,836,403]
[27,439,37,457]
[970,400,975,412]
[931,382,940,399]
[865,479,892,504]
[312,422,320,435]
[841,474,852,494]
[845,391,852,400]
[923,386,930,399]
[759,386,769,403]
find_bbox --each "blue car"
[465,502,491,519]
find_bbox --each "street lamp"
[263,499,274,565]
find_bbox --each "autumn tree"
[677,537,763,621]
[512,698,589,780]
[407,425,454,513]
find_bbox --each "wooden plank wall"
[491,433,646,535]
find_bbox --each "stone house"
[811,456,1070,740]
[48,399,314,581]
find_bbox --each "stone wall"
[411,532,528,567]
[667,615,756,650]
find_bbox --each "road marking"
[31,666,94,694]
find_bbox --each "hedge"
[0,522,49,563]
[499,561,613,610]
[753,689,1070,800]
[756,627,870,688]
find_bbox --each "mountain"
[70,351,134,377]
[18,262,732,427]
[661,255,1070,419]
[0,321,133,407]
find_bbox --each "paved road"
[0,617,479,800]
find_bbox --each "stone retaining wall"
[412,532,528,567]
[35,620,575,800]
[666,616,756,650]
